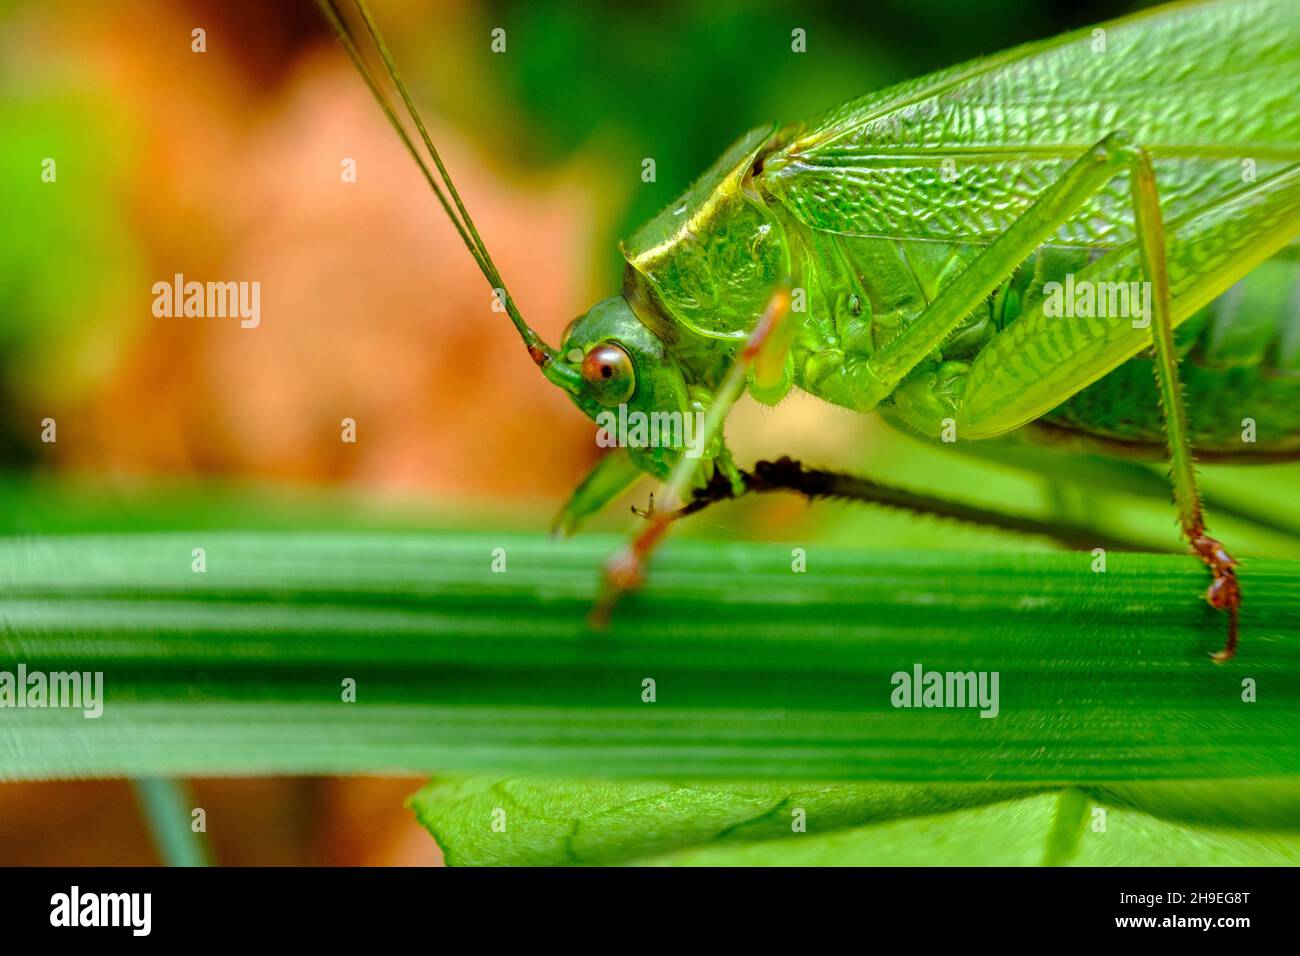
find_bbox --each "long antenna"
[316,0,554,365]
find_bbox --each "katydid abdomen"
[1039,252,1300,457]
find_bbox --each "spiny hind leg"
[590,284,793,627]
[946,138,1247,659]
[948,142,1240,659]
[1117,144,1239,660]
[701,456,1164,551]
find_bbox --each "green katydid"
[319,0,1300,661]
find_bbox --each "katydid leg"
[1126,145,1240,662]
[962,164,1299,656]
[873,135,1291,657]
[552,448,644,537]
[590,284,793,626]
[857,134,1152,408]
[670,456,1161,553]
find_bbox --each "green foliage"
[0,87,143,402]
[2,533,1296,783]
[411,776,1300,866]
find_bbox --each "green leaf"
[411,776,1300,866]
[1,532,1297,781]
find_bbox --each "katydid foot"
[589,509,672,629]
[1192,533,1241,663]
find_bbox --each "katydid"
[319,0,1300,661]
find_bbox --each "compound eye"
[580,343,636,406]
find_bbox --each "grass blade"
[131,777,212,867]
[1,532,1297,781]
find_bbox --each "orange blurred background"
[2,0,616,866]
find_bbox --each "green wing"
[761,0,1300,249]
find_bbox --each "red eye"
[580,343,636,406]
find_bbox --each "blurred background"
[2,0,1297,865]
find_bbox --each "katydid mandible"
[319,0,1300,661]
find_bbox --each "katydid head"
[544,296,694,477]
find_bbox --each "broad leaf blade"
[411,776,1300,866]
[1,533,1297,781]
